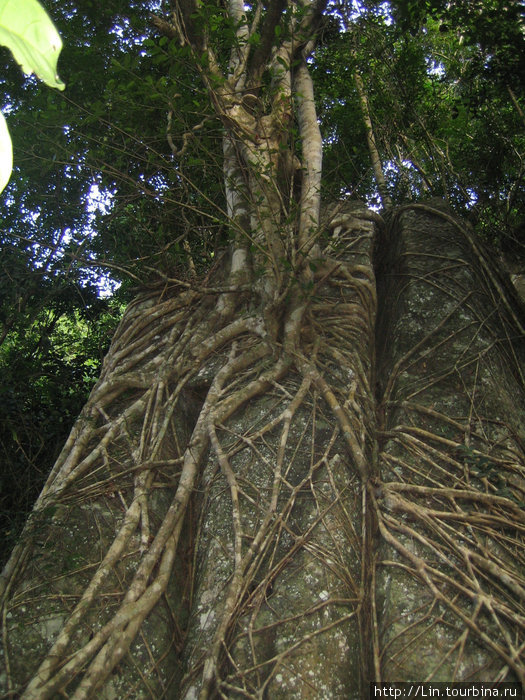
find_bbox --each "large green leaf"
[0,0,64,90]
[0,110,12,192]
[0,0,64,193]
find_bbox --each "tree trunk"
[375,200,525,685]
[1,199,524,698]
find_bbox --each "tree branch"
[354,71,393,209]
[295,61,323,258]
[249,0,288,83]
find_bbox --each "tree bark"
[374,200,525,685]
[1,200,524,698]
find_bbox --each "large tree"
[1,0,524,697]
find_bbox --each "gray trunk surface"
[1,201,523,698]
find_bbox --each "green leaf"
[0,110,13,193]
[0,0,65,90]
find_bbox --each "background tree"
[0,0,524,697]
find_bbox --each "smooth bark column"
[374,200,525,683]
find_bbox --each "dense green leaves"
[313,0,524,244]
[0,290,121,565]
